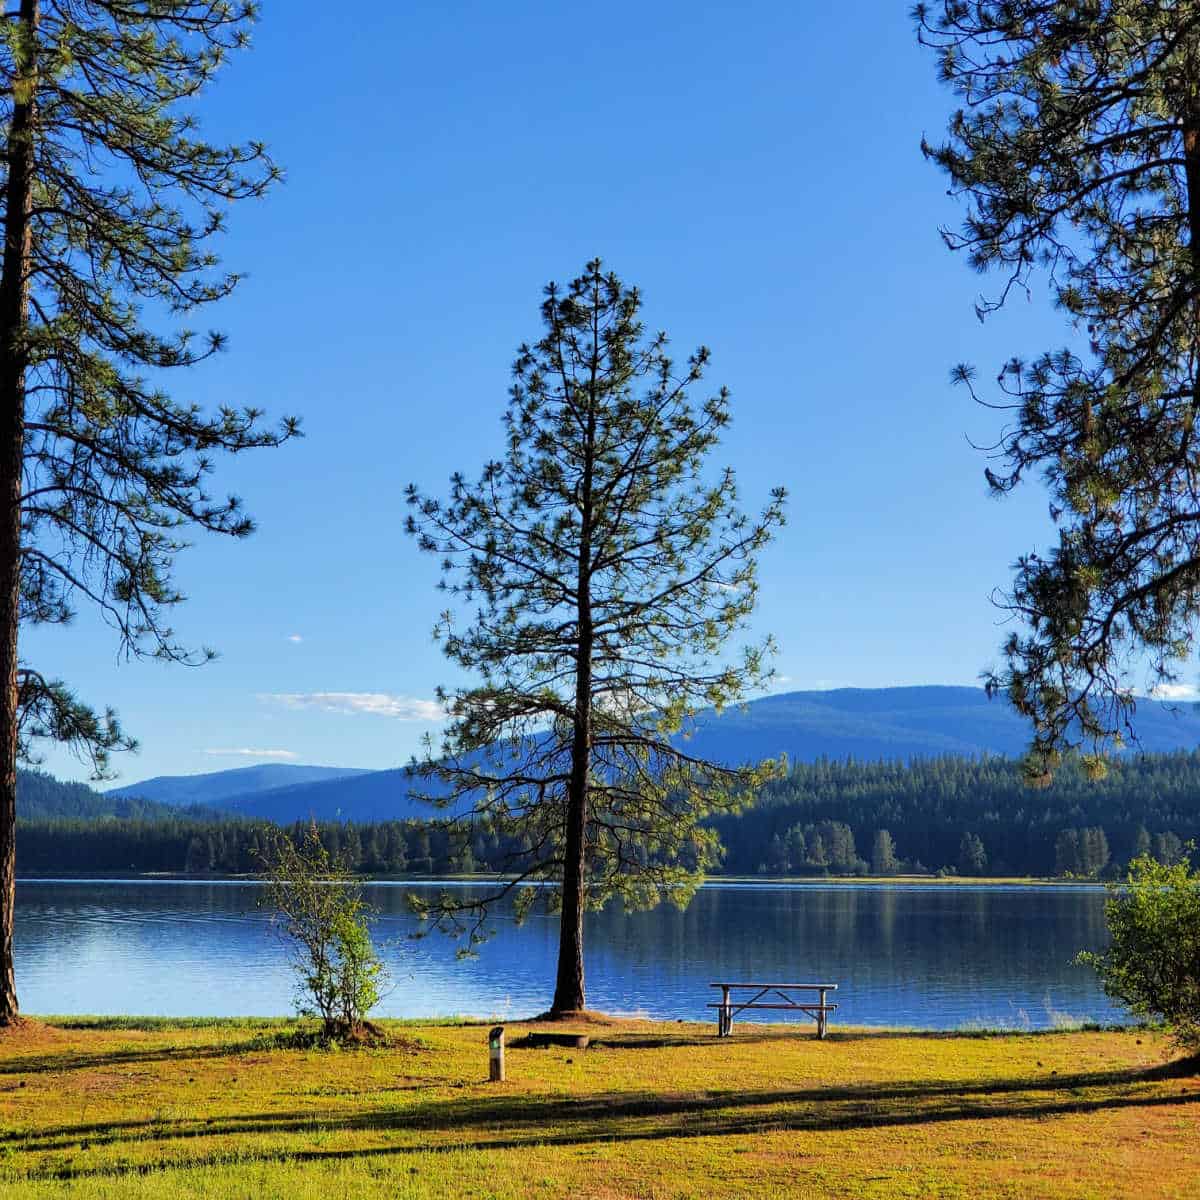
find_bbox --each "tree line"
[18,816,515,877]
[16,750,1200,880]
[710,752,1200,877]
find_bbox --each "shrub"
[259,824,387,1039]
[1078,851,1200,1051]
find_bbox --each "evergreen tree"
[1153,830,1185,865]
[1133,824,1153,862]
[917,3,1200,779]
[183,835,207,875]
[1081,826,1111,877]
[386,826,408,873]
[821,821,861,871]
[0,4,294,1023]
[406,261,784,1014]
[958,832,987,876]
[413,828,432,873]
[872,828,899,876]
[806,832,829,870]
[784,823,807,871]
[342,825,363,871]
[765,833,789,874]
[1056,829,1082,877]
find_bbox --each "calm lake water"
[13,879,1122,1029]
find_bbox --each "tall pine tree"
[406,261,784,1014]
[0,2,294,1022]
[917,3,1200,778]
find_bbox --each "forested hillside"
[712,753,1200,877]
[16,770,205,822]
[17,751,1200,879]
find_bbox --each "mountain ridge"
[105,763,373,808]
[103,685,1200,825]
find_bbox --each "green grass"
[1,1016,1197,1198]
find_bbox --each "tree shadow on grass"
[581,1025,1155,1050]
[10,1057,1199,1180]
[0,1037,306,1077]
[1,1029,433,1077]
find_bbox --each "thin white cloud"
[287,634,304,644]
[1148,682,1199,701]
[262,691,445,722]
[204,747,300,760]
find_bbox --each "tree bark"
[551,327,598,1017]
[551,697,588,1013]
[0,0,39,1026]
[552,527,592,1014]
[1184,113,1200,408]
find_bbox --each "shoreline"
[14,870,1109,887]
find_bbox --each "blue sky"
[28,0,1080,785]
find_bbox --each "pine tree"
[766,834,789,874]
[958,831,987,876]
[1056,829,1082,877]
[1080,826,1111,877]
[807,833,829,870]
[386,826,408,873]
[184,835,207,875]
[917,3,1200,779]
[1153,830,1185,865]
[0,3,295,1022]
[784,823,807,871]
[872,828,899,876]
[406,261,784,1014]
[1133,824,1153,862]
[413,829,432,874]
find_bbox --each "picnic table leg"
[817,988,827,1039]
[721,985,731,1037]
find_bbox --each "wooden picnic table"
[707,981,838,1038]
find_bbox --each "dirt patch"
[529,1009,619,1026]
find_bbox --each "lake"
[13,879,1123,1029]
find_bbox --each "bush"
[1078,851,1200,1051]
[259,824,387,1039]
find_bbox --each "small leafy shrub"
[259,824,388,1041]
[1078,850,1200,1051]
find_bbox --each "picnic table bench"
[708,982,838,1039]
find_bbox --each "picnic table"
[708,981,838,1038]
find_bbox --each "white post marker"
[489,1025,505,1082]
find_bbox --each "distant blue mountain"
[679,684,1200,763]
[674,684,1161,764]
[219,767,430,824]
[116,685,1200,825]
[106,763,373,808]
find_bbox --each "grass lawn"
[1,1016,1197,1198]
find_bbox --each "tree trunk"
[551,329,598,1017]
[0,0,38,1026]
[552,514,592,1014]
[551,735,587,1014]
[1183,113,1200,410]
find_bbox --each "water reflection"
[13,880,1119,1029]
